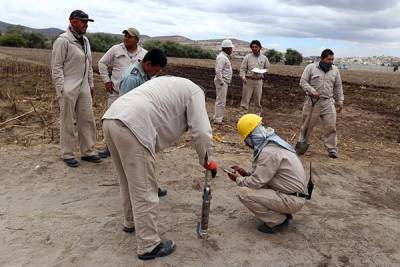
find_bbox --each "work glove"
[231,165,249,177]
[204,161,218,178]
[227,172,238,182]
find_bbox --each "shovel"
[295,95,319,155]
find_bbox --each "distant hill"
[0,21,63,38]
[0,20,250,54]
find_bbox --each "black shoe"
[158,188,167,197]
[328,149,338,158]
[63,158,79,168]
[98,147,111,158]
[138,240,176,260]
[122,226,135,233]
[257,215,291,234]
[81,155,102,163]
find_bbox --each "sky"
[1,0,400,57]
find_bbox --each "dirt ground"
[0,48,400,266]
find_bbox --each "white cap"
[221,39,234,48]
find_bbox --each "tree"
[0,32,26,47]
[23,32,48,49]
[143,40,215,59]
[265,49,283,63]
[86,33,122,52]
[284,48,303,65]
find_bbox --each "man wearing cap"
[225,114,309,234]
[102,76,216,260]
[51,10,101,167]
[97,27,147,158]
[239,40,270,115]
[213,39,233,125]
[295,49,344,158]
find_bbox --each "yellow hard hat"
[237,114,262,142]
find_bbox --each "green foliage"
[86,33,122,52]
[284,48,303,65]
[265,49,283,63]
[143,40,215,59]
[0,32,26,47]
[0,27,49,48]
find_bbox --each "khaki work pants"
[240,79,263,114]
[58,88,97,159]
[213,78,228,122]
[238,187,305,227]
[103,119,161,255]
[298,98,337,150]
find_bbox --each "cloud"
[1,0,400,56]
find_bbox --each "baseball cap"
[123,27,140,38]
[69,10,94,22]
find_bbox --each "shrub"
[265,49,283,63]
[284,48,303,65]
[86,33,122,52]
[143,40,215,59]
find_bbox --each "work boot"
[98,147,111,158]
[328,148,338,158]
[81,155,102,163]
[63,158,79,168]
[158,187,167,197]
[138,240,176,260]
[257,214,291,234]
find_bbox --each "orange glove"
[204,161,217,178]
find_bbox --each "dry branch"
[0,110,34,128]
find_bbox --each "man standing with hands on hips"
[98,27,147,158]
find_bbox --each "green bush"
[0,27,49,49]
[86,33,122,52]
[265,49,283,63]
[143,40,215,59]
[0,32,26,47]
[284,48,303,65]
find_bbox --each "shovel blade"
[295,142,309,155]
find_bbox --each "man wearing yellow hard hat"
[225,114,310,234]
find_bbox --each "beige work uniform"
[298,63,344,150]
[51,27,97,160]
[102,76,213,255]
[236,143,307,227]
[239,53,270,114]
[98,44,147,107]
[213,51,232,122]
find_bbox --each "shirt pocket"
[310,75,322,87]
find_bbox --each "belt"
[285,192,308,198]
[246,76,263,80]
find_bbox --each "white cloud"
[1,0,400,56]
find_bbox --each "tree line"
[0,26,303,64]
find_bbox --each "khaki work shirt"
[239,53,270,79]
[236,143,308,194]
[51,27,94,97]
[102,76,213,165]
[300,63,344,105]
[98,43,147,93]
[215,51,233,84]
